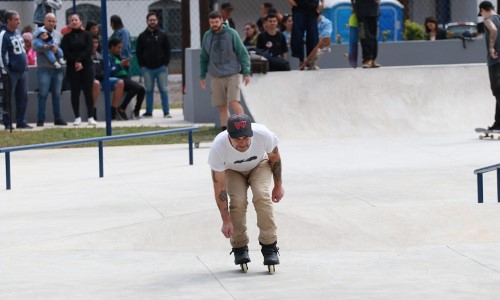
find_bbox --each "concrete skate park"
[2,61,500,299]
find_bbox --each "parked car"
[445,22,478,38]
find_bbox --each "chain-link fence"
[57,0,183,74]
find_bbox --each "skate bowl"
[241,64,492,139]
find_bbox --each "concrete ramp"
[242,64,493,139]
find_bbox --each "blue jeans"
[142,66,169,114]
[37,69,63,121]
[2,70,28,126]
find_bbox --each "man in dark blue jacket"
[0,11,32,129]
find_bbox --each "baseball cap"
[479,1,494,16]
[221,2,234,10]
[227,114,253,138]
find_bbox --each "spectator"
[61,14,96,126]
[352,0,381,68]
[318,14,332,38]
[108,38,145,120]
[22,32,37,66]
[424,16,447,41]
[110,15,132,60]
[208,113,284,269]
[0,11,32,129]
[33,0,61,27]
[91,34,124,120]
[34,29,65,69]
[242,22,259,47]
[257,2,274,33]
[136,12,172,119]
[281,14,293,46]
[220,2,236,29]
[289,0,323,67]
[256,14,290,71]
[199,10,250,131]
[86,21,101,52]
[32,13,68,127]
[21,25,33,35]
[478,1,500,130]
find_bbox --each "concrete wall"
[184,39,487,124]
[242,64,491,139]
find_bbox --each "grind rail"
[474,163,500,203]
[0,127,198,190]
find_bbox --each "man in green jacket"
[200,10,251,131]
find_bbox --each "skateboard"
[299,36,331,70]
[348,13,359,68]
[475,128,500,139]
[193,140,211,148]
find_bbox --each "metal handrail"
[474,163,500,203]
[0,127,198,190]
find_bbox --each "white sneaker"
[58,58,66,65]
[73,117,81,126]
[88,117,97,126]
[53,61,62,69]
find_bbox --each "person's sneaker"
[53,61,62,69]
[36,120,44,127]
[16,123,33,129]
[132,109,140,119]
[362,59,373,68]
[370,60,381,68]
[142,112,153,118]
[4,124,14,130]
[58,58,66,65]
[73,117,81,126]
[164,113,172,118]
[117,109,128,120]
[54,119,67,126]
[88,117,97,126]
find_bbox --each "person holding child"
[32,13,68,126]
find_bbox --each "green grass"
[0,126,219,148]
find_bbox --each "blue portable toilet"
[323,0,403,44]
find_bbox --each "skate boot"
[230,245,251,272]
[261,242,280,274]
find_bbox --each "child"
[34,28,65,69]
[22,32,37,66]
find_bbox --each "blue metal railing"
[474,163,500,203]
[0,127,198,190]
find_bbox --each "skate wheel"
[194,142,200,148]
[240,263,248,273]
[479,135,484,139]
[267,264,275,274]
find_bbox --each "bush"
[404,20,425,40]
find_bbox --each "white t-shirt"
[208,123,279,172]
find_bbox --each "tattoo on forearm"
[219,190,228,203]
[271,160,282,182]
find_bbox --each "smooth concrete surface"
[2,65,500,299]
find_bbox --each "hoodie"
[199,24,250,79]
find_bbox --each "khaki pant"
[226,160,277,248]
[210,74,241,107]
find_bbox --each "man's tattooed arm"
[212,170,230,221]
[268,147,283,186]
